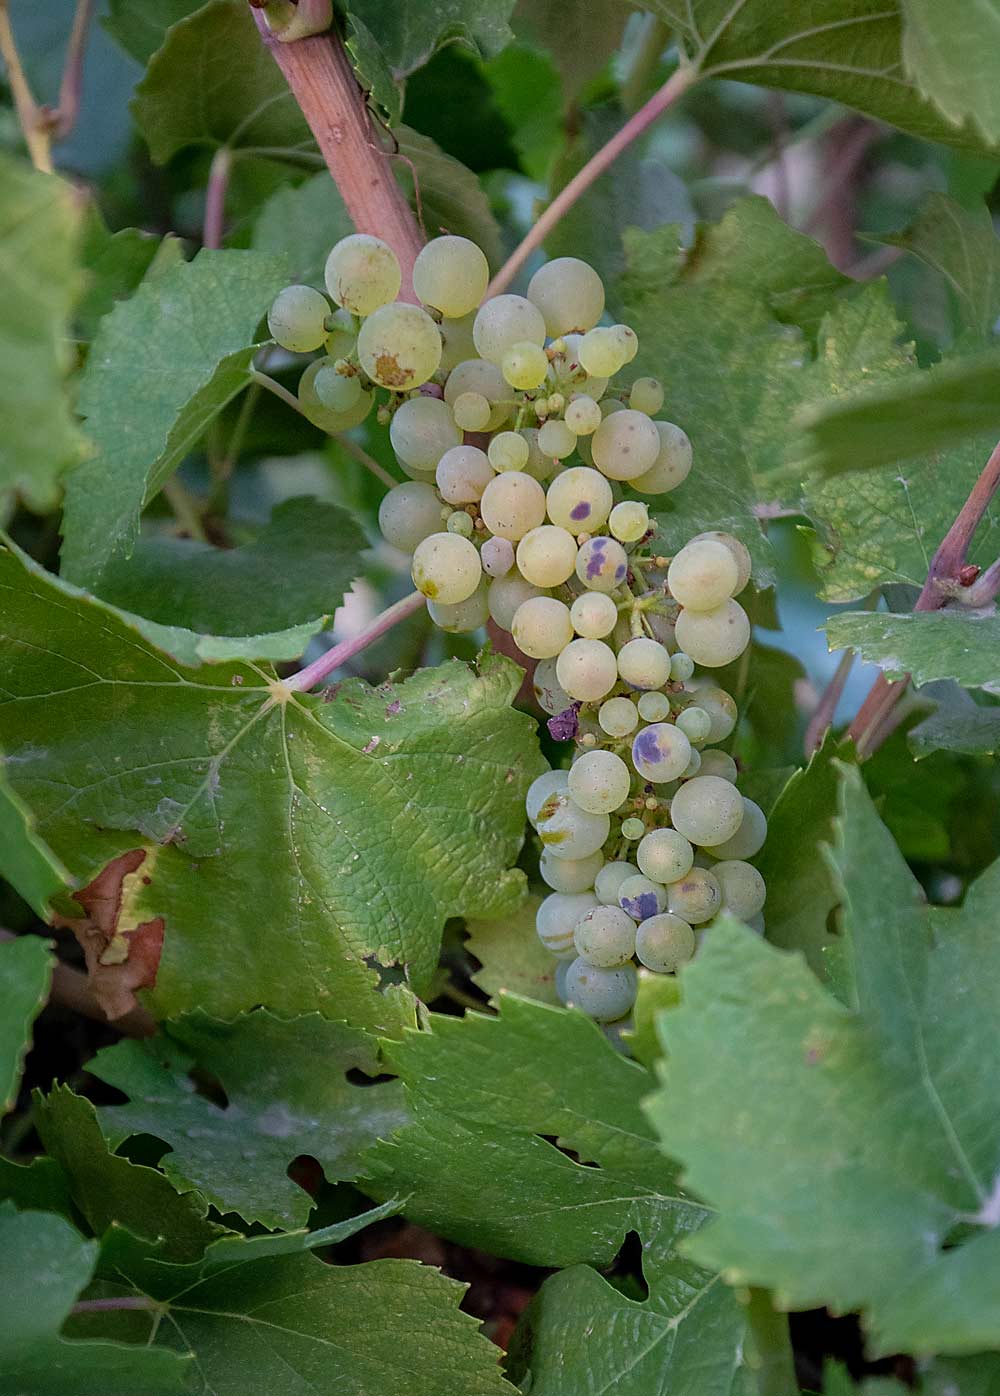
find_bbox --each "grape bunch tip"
[267,234,767,1032]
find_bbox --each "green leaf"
[465,892,560,1005]
[345,12,403,125]
[908,685,1000,758]
[91,1011,406,1229]
[826,608,1000,691]
[34,1086,225,1261]
[77,213,181,343]
[0,157,84,511]
[0,545,542,1027]
[484,42,562,181]
[0,936,53,1115]
[61,248,289,589]
[682,0,999,155]
[132,0,310,163]
[366,997,750,1393]
[0,760,70,919]
[900,0,1000,145]
[0,1155,75,1218]
[103,0,203,64]
[94,498,365,639]
[871,193,1000,343]
[511,0,628,104]
[624,967,682,1070]
[345,0,517,77]
[805,432,1000,601]
[251,170,353,285]
[395,126,505,269]
[0,1203,192,1394]
[651,767,1000,1355]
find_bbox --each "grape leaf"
[0,157,84,511]
[365,997,751,1394]
[0,545,542,1028]
[103,0,203,63]
[899,0,1000,145]
[0,761,70,918]
[76,213,180,342]
[91,1011,407,1229]
[908,685,1000,759]
[61,248,289,589]
[805,432,1000,601]
[0,1203,192,1394]
[0,1155,75,1218]
[465,892,560,1005]
[484,42,562,181]
[345,11,403,126]
[252,171,353,286]
[132,0,310,163]
[512,0,628,103]
[826,609,1000,692]
[94,498,365,639]
[345,0,517,77]
[682,0,998,155]
[0,935,53,1115]
[650,767,1000,1355]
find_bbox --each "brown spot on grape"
[374,353,408,387]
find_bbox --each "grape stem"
[849,436,1000,759]
[485,63,696,298]
[285,590,427,691]
[72,1297,161,1315]
[250,369,399,488]
[743,1288,798,1396]
[203,146,233,249]
[247,5,423,298]
[0,2,53,172]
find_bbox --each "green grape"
[555,638,618,702]
[389,395,461,475]
[692,530,752,594]
[621,816,646,840]
[618,873,667,922]
[559,334,609,400]
[446,510,475,537]
[439,310,478,374]
[512,596,574,659]
[516,525,578,586]
[575,536,628,593]
[324,233,401,315]
[668,539,740,611]
[666,867,721,924]
[536,791,611,860]
[526,769,569,827]
[570,591,618,640]
[444,358,511,431]
[312,363,362,413]
[669,775,745,847]
[546,466,613,533]
[630,722,691,783]
[480,471,547,541]
[591,409,661,481]
[599,696,639,737]
[634,913,695,973]
[533,656,574,716]
[681,748,702,778]
[676,705,712,743]
[324,306,357,359]
[378,481,444,554]
[412,235,489,317]
[503,341,550,390]
[714,860,767,920]
[357,302,442,390]
[698,749,739,783]
[519,427,560,481]
[709,798,767,859]
[536,891,600,957]
[527,257,605,336]
[674,600,751,667]
[579,326,629,377]
[488,431,530,472]
[568,749,631,815]
[637,691,670,723]
[473,294,546,365]
[427,577,490,632]
[609,500,649,543]
[637,828,694,884]
[631,421,693,495]
[564,395,602,436]
[564,958,637,1022]
[481,535,515,577]
[540,846,604,894]
[268,284,330,352]
[687,683,738,741]
[573,905,636,969]
[298,360,373,433]
[411,531,482,604]
[488,571,547,631]
[537,419,577,460]
[595,859,638,905]
[452,390,492,431]
[670,651,695,682]
[617,637,671,690]
[629,376,664,415]
[436,444,494,504]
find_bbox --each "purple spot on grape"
[632,728,662,767]
[570,501,591,521]
[621,892,659,921]
[585,543,607,579]
[548,704,581,741]
[615,564,627,580]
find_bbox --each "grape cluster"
[267,235,767,1028]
